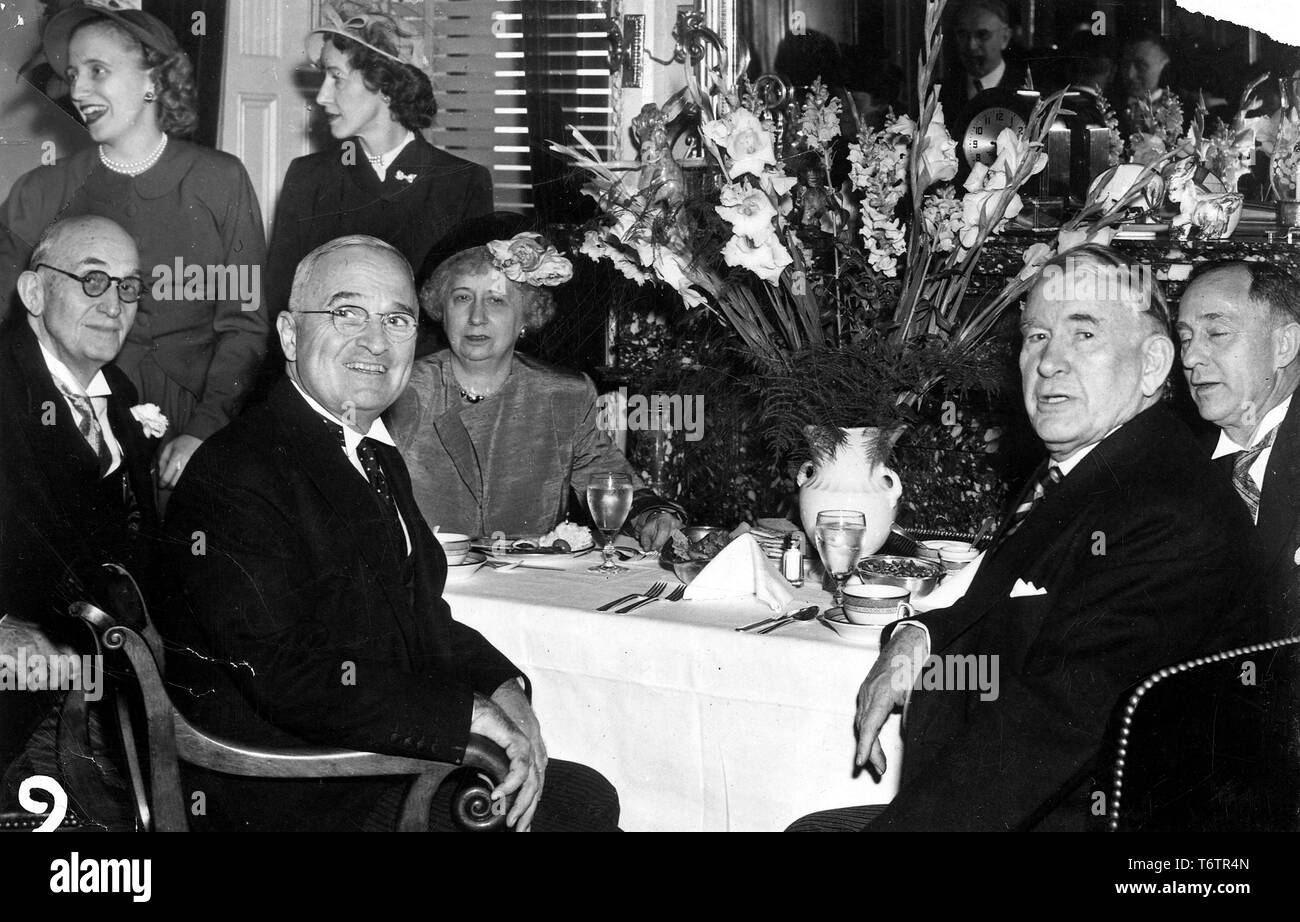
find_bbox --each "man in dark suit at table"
[791,245,1254,831]
[158,234,617,831]
[939,0,1027,128]
[0,215,160,825]
[1177,261,1300,638]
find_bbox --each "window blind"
[421,0,615,215]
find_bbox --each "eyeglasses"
[37,263,143,303]
[296,305,418,342]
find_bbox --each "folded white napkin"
[683,533,795,611]
[1009,578,1047,598]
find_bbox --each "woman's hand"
[635,509,684,551]
[158,435,203,489]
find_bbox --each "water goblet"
[587,472,634,574]
[813,510,868,614]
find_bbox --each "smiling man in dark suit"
[791,245,1252,831]
[159,234,617,831]
[1,215,161,826]
[1177,261,1300,638]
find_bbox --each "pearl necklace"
[99,134,168,176]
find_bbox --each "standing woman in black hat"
[265,2,493,325]
[0,5,268,489]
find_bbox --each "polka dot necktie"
[56,381,112,478]
[330,422,403,548]
[1232,426,1278,524]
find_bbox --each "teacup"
[435,532,472,565]
[940,547,979,570]
[841,583,914,624]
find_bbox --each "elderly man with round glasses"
[1,215,162,828]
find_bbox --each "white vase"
[797,425,903,557]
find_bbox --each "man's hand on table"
[633,509,683,551]
[855,624,929,775]
[469,680,548,830]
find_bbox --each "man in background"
[1177,260,1300,637]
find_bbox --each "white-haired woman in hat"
[266,1,493,322]
[0,3,268,488]
[388,232,687,548]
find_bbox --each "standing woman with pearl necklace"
[0,5,268,492]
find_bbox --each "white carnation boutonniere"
[130,403,168,439]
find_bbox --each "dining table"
[443,546,904,832]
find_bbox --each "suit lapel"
[9,321,99,477]
[1253,399,1300,581]
[102,371,159,527]
[954,407,1165,631]
[268,381,412,621]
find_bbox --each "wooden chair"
[4,563,512,832]
[1105,634,1300,832]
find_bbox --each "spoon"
[755,605,820,635]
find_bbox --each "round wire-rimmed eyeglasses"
[37,263,143,303]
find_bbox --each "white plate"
[445,550,486,582]
[819,612,888,645]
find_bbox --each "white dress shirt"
[1211,395,1291,523]
[968,59,1007,98]
[37,340,122,476]
[291,379,411,554]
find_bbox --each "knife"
[735,605,818,633]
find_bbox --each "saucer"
[819,611,886,645]
[445,550,486,582]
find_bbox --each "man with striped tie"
[1178,261,1300,638]
[0,215,160,826]
[790,245,1252,831]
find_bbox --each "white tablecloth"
[444,554,902,831]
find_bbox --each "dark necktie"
[56,381,112,477]
[1232,426,1278,523]
[330,422,404,552]
[971,76,983,98]
[995,463,1063,549]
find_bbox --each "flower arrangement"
[1126,91,1186,165]
[552,0,1158,472]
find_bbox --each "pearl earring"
[144,90,156,102]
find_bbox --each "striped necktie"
[996,463,1063,547]
[56,380,112,477]
[1232,426,1278,523]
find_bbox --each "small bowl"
[435,532,472,565]
[917,539,972,560]
[659,526,731,585]
[855,555,945,598]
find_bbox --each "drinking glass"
[587,472,634,574]
[813,510,868,613]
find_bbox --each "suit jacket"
[873,404,1255,831]
[158,378,523,830]
[0,139,268,440]
[265,136,493,319]
[1218,397,1300,638]
[0,315,159,807]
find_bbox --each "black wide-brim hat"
[42,2,182,77]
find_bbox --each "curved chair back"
[1107,635,1300,831]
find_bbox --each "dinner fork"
[597,581,665,612]
[614,582,668,613]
